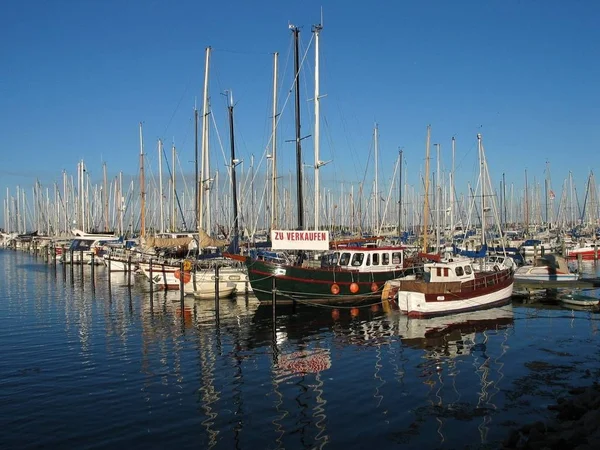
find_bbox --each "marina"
[1,247,600,449]
[2,2,600,448]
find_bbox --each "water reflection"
[5,248,600,449]
[389,305,514,447]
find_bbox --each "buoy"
[350,307,360,318]
[370,282,378,292]
[174,269,191,283]
[350,282,359,293]
[331,283,340,295]
[370,304,380,312]
[331,309,340,320]
[183,259,193,271]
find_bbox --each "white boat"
[386,256,514,318]
[514,254,579,282]
[558,292,599,308]
[138,260,251,294]
[192,280,237,300]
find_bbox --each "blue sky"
[2,0,599,228]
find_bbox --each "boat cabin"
[322,247,405,272]
[423,260,475,283]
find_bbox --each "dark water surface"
[1,248,599,449]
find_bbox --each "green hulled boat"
[245,246,421,305]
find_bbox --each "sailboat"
[244,23,418,304]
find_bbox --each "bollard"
[149,259,154,297]
[179,260,185,306]
[127,255,132,287]
[214,265,220,311]
[91,252,95,289]
[80,249,84,278]
[272,277,277,327]
[107,255,112,284]
[70,249,74,282]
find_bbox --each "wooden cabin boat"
[385,256,514,318]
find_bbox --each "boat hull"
[396,271,514,318]
[245,257,419,304]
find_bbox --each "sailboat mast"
[199,46,211,233]
[194,107,199,233]
[478,133,485,244]
[450,136,455,236]
[291,25,304,230]
[398,148,403,234]
[422,125,431,253]
[158,139,164,233]
[139,122,146,238]
[374,123,379,234]
[103,162,108,232]
[313,22,322,231]
[227,91,239,251]
[271,52,279,231]
[435,143,441,253]
[524,168,529,235]
[171,144,176,231]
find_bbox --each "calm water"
[1,249,600,449]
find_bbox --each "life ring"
[174,269,191,283]
[350,282,359,294]
[331,283,340,295]
[370,282,378,292]
[182,259,193,272]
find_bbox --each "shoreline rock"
[503,382,600,449]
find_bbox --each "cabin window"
[464,265,472,275]
[436,267,442,277]
[365,254,371,266]
[339,253,351,266]
[392,252,402,265]
[351,253,365,267]
[455,266,464,276]
[332,252,340,265]
[444,268,449,277]
[382,253,390,265]
[372,253,379,266]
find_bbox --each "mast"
[450,137,455,236]
[171,143,176,231]
[199,46,211,232]
[422,125,431,253]
[502,172,507,228]
[374,124,379,233]
[158,139,164,233]
[291,24,304,230]
[139,122,146,238]
[435,143,441,253]
[103,163,108,232]
[227,91,240,252]
[398,148,403,235]
[194,107,199,233]
[524,168,529,235]
[478,133,486,245]
[118,171,124,236]
[313,21,324,231]
[271,52,279,231]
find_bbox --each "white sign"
[271,230,330,251]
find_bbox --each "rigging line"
[160,144,188,231]
[211,47,273,56]
[160,70,196,141]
